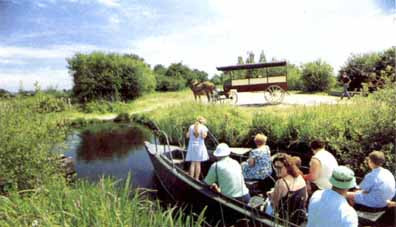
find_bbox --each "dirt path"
[235,92,341,106]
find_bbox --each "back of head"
[368,150,385,166]
[254,133,267,146]
[193,116,206,137]
[310,139,325,150]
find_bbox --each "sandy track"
[233,92,340,106]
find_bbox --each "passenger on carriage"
[307,166,358,227]
[241,133,272,180]
[347,151,396,211]
[304,139,338,191]
[266,153,307,225]
[204,143,251,203]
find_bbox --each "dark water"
[64,123,160,190]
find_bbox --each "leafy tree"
[301,59,335,92]
[286,64,303,90]
[339,47,395,92]
[67,52,155,102]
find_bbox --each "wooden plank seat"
[357,210,387,223]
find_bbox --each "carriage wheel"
[264,85,285,104]
[229,91,238,105]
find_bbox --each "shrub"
[340,47,395,91]
[301,59,336,92]
[286,64,303,90]
[0,97,68,190]
[68,52,156,103]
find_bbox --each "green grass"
[0,175,205,227]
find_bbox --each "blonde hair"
[194,116,206,138]
[254,133,267,146]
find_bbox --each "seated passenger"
[204,143,251,203]
[307,166,358,227]
[304,139,338,191]
[347,151,396,210]
[267,153,307,225]
[242,133,272,180]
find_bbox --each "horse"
[189,80,215,102]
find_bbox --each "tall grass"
[0,175,205,227]
[135,87,395,177]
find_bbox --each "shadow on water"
[64,123,161,192]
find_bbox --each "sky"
[0,0,395,92]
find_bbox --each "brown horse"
[189,80,215,102]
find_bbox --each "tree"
[339,47,395,92]
[67,52,155,102]
[301,59,335,92]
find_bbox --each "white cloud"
[0,68,72,92]
[97,0,120,8]
[0,44,100,60]
[131,0,396,76]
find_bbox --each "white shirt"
[312,149,338,189]
[308,189,358,227]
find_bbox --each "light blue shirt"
[204,157,249,198]
[308,189,357,227]
[355,167,396,208]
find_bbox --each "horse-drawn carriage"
[214,61,288,105]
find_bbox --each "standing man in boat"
[304,139,338,192]
[186,116,209,180]
[204,143,251,203]
[307,166,358,227]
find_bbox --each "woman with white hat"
[185,116,209,180]
[204,143,250,203]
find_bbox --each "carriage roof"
[216,61,287,72]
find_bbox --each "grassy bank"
[0,94,204,226]
[133,87,395,177]
[0,176,204,227]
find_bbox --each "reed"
[0,175,205,227]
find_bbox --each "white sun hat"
[213,143,231,157]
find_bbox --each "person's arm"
[304,158,321,182]
[204,164,216,185]
[186,126,190,138]
[271,180,288,209]
[201,125,208,139]
[358,173,373,193]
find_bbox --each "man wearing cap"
[347,151,396,210]
[204,143,251,203]
[307,166,358,227]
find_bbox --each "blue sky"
[0,0,395,91]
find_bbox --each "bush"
[81,100,129,114]
[301,59,336,92]
[340,47,395,91]
[68,52,156,103]
[286,64,303,90]
[0,97,68,190]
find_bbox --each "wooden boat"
[144,141,299,227]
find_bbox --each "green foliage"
[286,64,303,90]
[0,175,205,227]
[67,52,155,103]
[340,47,395,91]
[0,97,68,190]
[154,63,208,91]
[301,59,336,92]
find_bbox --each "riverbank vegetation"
[0,94,204,226]
[133,85,395,177]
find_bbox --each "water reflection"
[77,124,151,161]
[64,123,159,190]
